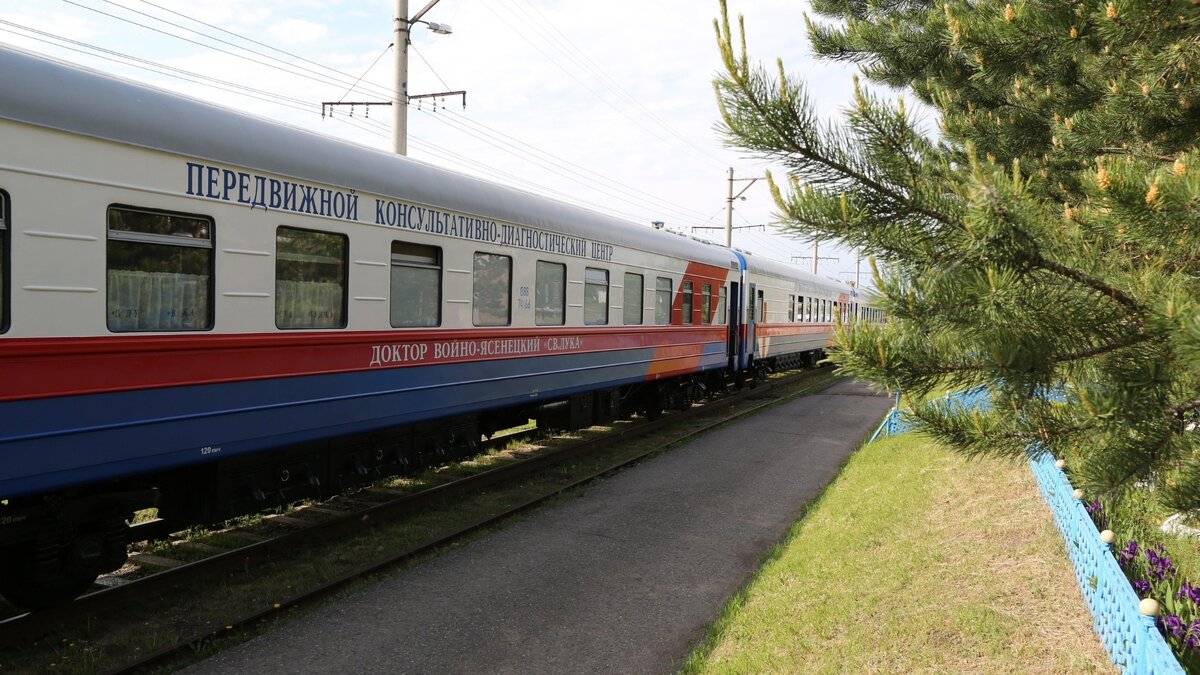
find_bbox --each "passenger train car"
[0,46,875,607]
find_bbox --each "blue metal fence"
[871,390,1184,674]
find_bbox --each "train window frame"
[535,260,566,326]
[275,225,348,330]
[681,281,694,325]
[106,204,215,333]
[584,266,609,326]
[472,251,512,327]
[655,277,672,325]
[0,190,7,334]
[701,284,712,324]
[623,272,643,325]
[390,240,442,328]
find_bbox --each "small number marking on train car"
[200,446,222,456]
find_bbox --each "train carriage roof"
[0,45,739,269]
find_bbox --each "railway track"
[0,367,837,673]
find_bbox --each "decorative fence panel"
[870,391,1184,674]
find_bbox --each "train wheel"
[0,554,97,610]
[0,515,128,610]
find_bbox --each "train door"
[745,282,758,366]
[0,189,7,334]
[727,281,740,370]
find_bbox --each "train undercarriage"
[0,383,675,609]
[0,352,821,610]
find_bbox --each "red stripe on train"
[0,326,727,402]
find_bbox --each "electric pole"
[724,167,763,247]
[324,0,458,156]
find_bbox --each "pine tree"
[713,0,1200,509]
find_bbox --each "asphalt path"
[186,378,892,674]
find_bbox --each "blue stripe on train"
[0,344,727,498]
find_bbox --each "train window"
[681,281,694,325]
[535,260,565,326]
[655,277,672,325]
[756,290,765,324]
[275,226,347,329]
[0,191,7,334]
[107,205,214,332]
[623,272,643,325]
[584,267,609,325]
[473,252,512,326]
[805,297,812,322]
[788,294,795,322]
[702,284,712,324]
[717,286,727,324]
[390,241,441,328]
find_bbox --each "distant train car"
[0,46,865,607]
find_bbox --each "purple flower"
[1118,540,1140,568]
[1186,621,1200,650]
[1134,579,1152,596]
[1176,581,1200,606]
[1162,614,1186,639]
[1146,546,1176,581]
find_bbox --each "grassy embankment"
[684,431,1116,674]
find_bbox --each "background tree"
[713,0,1200,509]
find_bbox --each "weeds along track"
[0,367,837,673]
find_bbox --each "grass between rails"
[2,371,837,674]
[683,432,1116,675]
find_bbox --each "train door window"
[681,281,694,324]
[535,260,565,326]
[390,241,441,327]
[275,227,347,329]
[584,267,609,325]
[717,286,727,324]
[702,284,713,324]
[0,190,7,334]
[788,294,795,322]
[107,205,214,332]
[623,272,643,325]
[655,277,672,325]
[473,252,512,326]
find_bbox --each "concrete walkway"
[186,379,892,675]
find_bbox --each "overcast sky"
[0,0,895,285]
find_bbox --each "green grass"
[683,432,1115,674]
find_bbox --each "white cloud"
[266,17,328,45]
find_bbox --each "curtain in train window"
[473,252,511,326]
[717,286,727,324]
[275,226,347,329]
[584,267,609,326]
[655,277,672,325]
[702,284,713,324]
[681,281,693,324]
[535,260,565,326]
[0,191,7,333]
[390,241,441,327]
[623,272,643,325]
[106,205,213,332]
